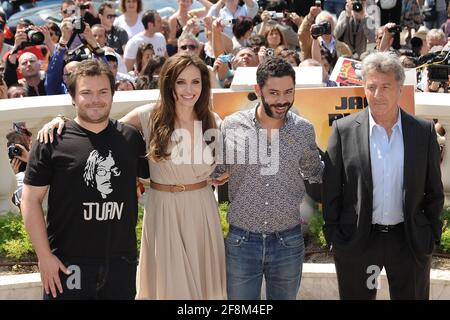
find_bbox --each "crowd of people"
[2,0,449,301]
[0,0,448,98]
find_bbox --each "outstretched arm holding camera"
[211,18,232,58]
[257,10,271,36]
[298,5,321,61]
[207,0,225,17]
[378,22,397,52]
[4,29,28,87]
[45,18,72,95]
[35,25,55,57]
[334,2,352,41]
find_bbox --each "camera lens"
[311,25,324,38]
[27,30,45,45]
[352,1,363,12]
[8,144,22,159]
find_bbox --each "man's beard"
[76,105,111,124]
[261,95,293,120]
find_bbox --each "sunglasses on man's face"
[106,14,117,19]
[180,44,198,51]
[63,9,76,14]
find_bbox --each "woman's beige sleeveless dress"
[135,104,226,299]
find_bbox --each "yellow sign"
[212,85,415,150]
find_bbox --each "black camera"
[387,25,402,34]
[311,21,331,39]
[22,28,45,47]
[8,144,22,160]
[72,17,85,34]
[352,0,363,12]
[428,65,450,82]
[265,48,274,57]
[66,48,90,63]
[79,4,90,10]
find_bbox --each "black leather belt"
[372,222,404,233]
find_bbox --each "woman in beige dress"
[127,54,226,299]
[37,54,227,299]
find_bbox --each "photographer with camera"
[207,0,259,38]
[298,6,351,62]
[377,0,402,50]
[45,17,108,95]
[371,22,401,53]
[335,0,375,59]
[298,5,351,62]
[75,0,100,26]
[6,122,32,209]
[4,22,54,92]
[59,0,99,27]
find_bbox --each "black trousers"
[43,256,137,300]
[333,224,431,300]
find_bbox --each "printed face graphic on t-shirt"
[83,150,121,199]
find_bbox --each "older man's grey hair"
[426,29,446,45]
[177,31,200,48]
[361,52,405,86]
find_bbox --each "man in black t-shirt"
[21,60,149,300]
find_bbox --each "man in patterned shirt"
[216,57,324,300]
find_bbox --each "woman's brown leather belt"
[150,180,208,193]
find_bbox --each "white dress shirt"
[369,108,405,225]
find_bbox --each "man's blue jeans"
[225,225,304,300]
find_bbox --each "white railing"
[0,90,449,214]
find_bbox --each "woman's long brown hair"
[148,53,216,162]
